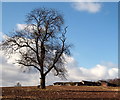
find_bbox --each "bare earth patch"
[1,86,120,100]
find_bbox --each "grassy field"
[1,86,120,100]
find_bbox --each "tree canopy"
[1,8,71,89]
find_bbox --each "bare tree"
[1,8,71,89]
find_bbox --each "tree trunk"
[40,75,46,89]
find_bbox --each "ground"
[1,86,120,100]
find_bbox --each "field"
[1,86,120,100]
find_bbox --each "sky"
[0,1,119,86]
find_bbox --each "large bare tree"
[1,8,71,89]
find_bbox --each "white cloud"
[0,50,118,87]
[108,68,118,78]
[1,55,40,87]
[64,55,118,81]
[16,24,27,31]
[2,34,9,40]
[90,65,108,78]
[16,24,35,33]
[0,32,6,42]
[72,2,101,13]
[0,32,11,42]
[16,24,44,33]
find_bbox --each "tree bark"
[40,75,46,89]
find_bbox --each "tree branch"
[44,37,65,76]
[19,62,41,72]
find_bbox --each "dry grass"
[1,86,120,100]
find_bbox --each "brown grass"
[1,86,120,100]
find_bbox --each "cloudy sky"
[0,1,118,87]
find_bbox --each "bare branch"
[1,7,71,89]
[18,62,41,72]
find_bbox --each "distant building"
[53,82,65,86]
[54,82,81,86]
[98,80,117,87]
[53,80,118,87]
[53,81,101,86]
[99,81,108,87]
[81,80,101,86]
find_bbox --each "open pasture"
[1,86,120,100]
